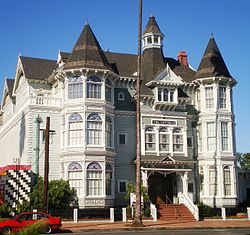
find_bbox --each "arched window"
[105,116,112,147]
[200,167,204,196]
[209,166,217,196]
[145,126,156,151]
[159,127,169,152]
[87,113,102,145]
[68,76,83,99]
[68,162,83,196]
[223,166,231,196]
[105,79,112,102]
[68,113,83,146]
[106,164,112,195]
[87,162,102,196]
[173,128,183,152]
[87,75,102,99]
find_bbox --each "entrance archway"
[148,172,176,205]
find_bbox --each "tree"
[27,177,77,210]
[237,152,250,170]
[125,183,149,202]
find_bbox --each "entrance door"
[148,172,174,205]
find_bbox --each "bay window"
[105,116,113,147]
[68,161,83,196]
[68,113,83,146]
[223,166,231,196]
[207,122,216,151]
[87,162,102,196]
[87,113,102,145]
[68,76,83,99]
[221,122,228,151]
[205,86,214,109]
[87,75,102,99]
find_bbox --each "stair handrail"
[165,194,173,204]
[179,193,199,221]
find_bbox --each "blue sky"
[0,0,249,153]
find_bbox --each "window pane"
[205,87,214,109]
[219,87,227,109]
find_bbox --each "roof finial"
[85,17,89,25]
[210,33,214,38]
[150,13,154,18]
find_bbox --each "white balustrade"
[179,193,199,221]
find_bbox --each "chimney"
[178,51,188,66]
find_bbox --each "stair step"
[158,204,196,221]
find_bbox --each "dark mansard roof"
[64,23,112,71]
[195,36,232,79]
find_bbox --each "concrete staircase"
[158,204,196,221]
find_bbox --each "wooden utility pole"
[43,117,50,213]
[132,0,143,227]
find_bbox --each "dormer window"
[158,88,174,102]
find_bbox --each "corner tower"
[141,16,166,96]
[194,36,237,207]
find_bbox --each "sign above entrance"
[152,120,177,126]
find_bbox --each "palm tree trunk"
[132,0,143,227]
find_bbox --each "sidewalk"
[62,219,250,233]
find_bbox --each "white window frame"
[86,162,103,196]
[68,76,83,99]
[223,166,231,196]
[68,162,83,196]
[105,116,113,148]
[87,113,102,145]
[145,126,156,151]
[173,128,184,152]
[221,122,228,151]
[68,113,83,146]
[207,122,216,151]
[205,86,214,109]
[158,88,174,102]
[86,75,102,99]
[159,127,170,152]
[209,166,217,196]
[219,86,227,109]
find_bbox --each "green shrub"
[197,202,220,218]
[16,221,46,235]
[0,204,12,218]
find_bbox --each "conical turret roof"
[195,36,231,79]
[64,23,111,71]
[143,15,163,36]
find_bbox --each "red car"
[0,211,61,234]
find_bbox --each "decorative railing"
[179,193,199,221]
[150,202,157,221]
[30,96,61,107]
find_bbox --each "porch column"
[141,170,148,187]
[182,171,188,195]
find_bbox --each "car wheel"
[43,225,52,234]
[1,226,11,235]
